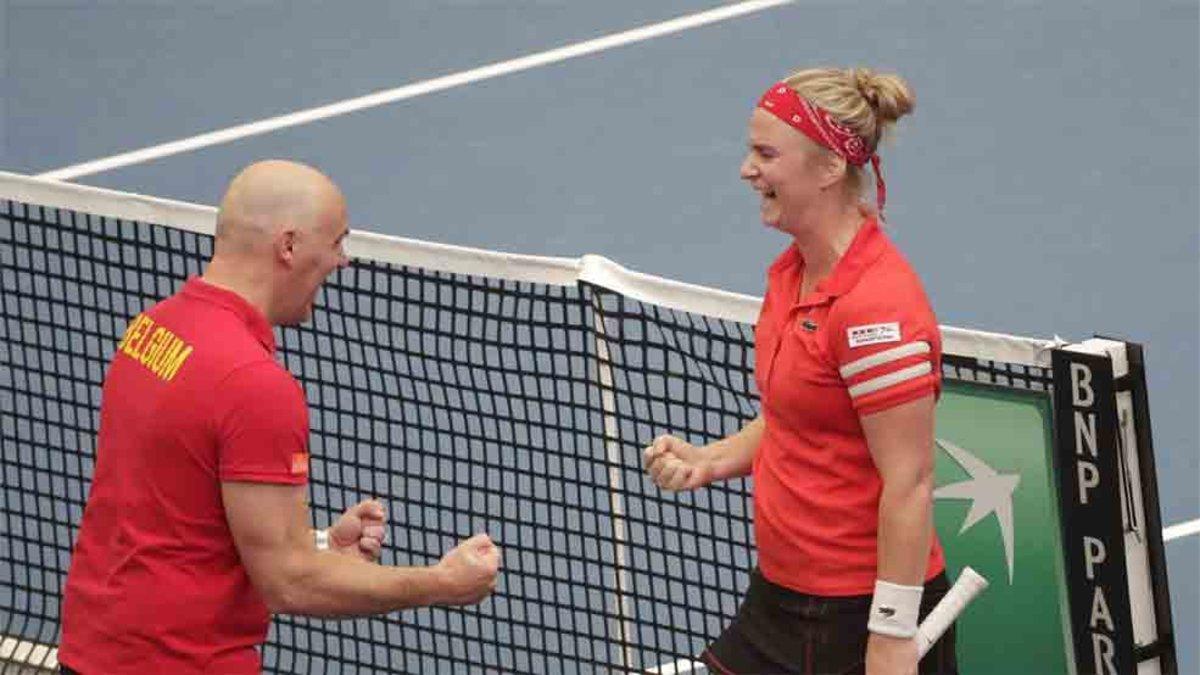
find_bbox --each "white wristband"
[315,528,330,551]
[868,579,923,638]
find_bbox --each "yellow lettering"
[117,316,194,382]
[139,328,169,367]
[115,317,133,352]
[132,317,158,359]
[150,336,181,377]
[117,314,149,355]
[158,343,194,382]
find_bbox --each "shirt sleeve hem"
[219,470,307,485]
[853,376,939,416]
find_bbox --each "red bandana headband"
[758,82,887,213]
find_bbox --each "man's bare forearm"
[268,550,449,618]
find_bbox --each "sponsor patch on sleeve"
[847,322,901,348]
[291,452,310,476]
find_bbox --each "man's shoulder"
[218,358,302,399]
[147,293,277,372]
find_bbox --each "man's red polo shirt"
[60,277,310,674]
[753,217,946,596]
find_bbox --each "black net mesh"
[0,196,1051,673]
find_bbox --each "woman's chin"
[759,200,784,229]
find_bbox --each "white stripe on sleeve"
[839,341,931,379]
[847,363,933,399]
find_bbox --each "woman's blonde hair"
[783,67,915,199]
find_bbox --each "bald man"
[59,161,501,675]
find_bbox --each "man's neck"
[201,256,276,324]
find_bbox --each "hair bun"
[849,68,915,123]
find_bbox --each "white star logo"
[934,438,1021,583]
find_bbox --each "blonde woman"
[645,69,956,675]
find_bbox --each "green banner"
[933,381,1074,674]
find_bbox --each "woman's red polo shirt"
[753,217,946,596]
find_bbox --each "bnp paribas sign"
[933,381,1075,674]
[931,340,1176,675]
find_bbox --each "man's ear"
[274,229,297,267]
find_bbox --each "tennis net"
[0,171,1173,674]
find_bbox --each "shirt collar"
[769,216,889,308]
[180,276,276,353]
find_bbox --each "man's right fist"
[435,533,501,606]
